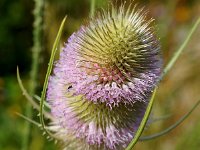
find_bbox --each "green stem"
[161,17,200,79]
[90,0,96,18]
[21,0,45,150]
[125,88,157,150]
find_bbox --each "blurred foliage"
[0,0,33,76]
[176,120,200,149]
[0,0,200,149]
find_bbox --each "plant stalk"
[21,0,45,149]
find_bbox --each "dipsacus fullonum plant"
[46,3,162,150]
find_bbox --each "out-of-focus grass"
[0,77,22,149]
[176,120,200,149]
[0,0,200,149]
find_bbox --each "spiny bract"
[47,3,162,150]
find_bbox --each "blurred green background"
[0,0,200,149]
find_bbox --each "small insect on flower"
[47,2,162,150]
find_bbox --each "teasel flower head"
[47,3,162,150]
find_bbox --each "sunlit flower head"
[47,3,162,150]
